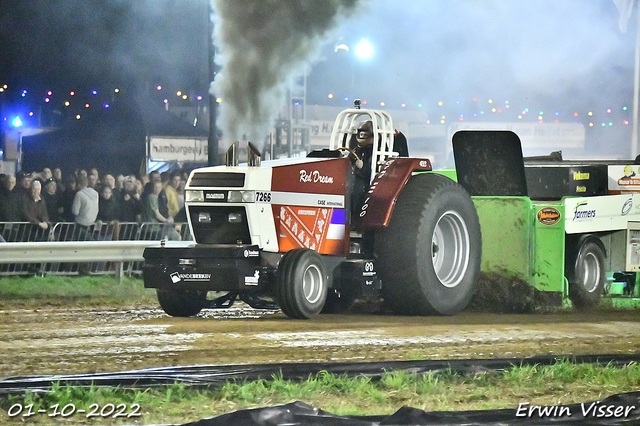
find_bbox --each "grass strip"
[1,359,639,425]
[0,276,155,308]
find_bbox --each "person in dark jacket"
[97,185,121,222]
[9,171,32,222]
[0,173,16,221]
[21,179,49,241]
[120,176,142,222]
[42,177,64,223]
[59,176,77,222]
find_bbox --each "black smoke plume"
[211,0,361,144]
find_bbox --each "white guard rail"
[0,240,169,281]
[0,240,194,280]
[0,221,192,278]
[0,241,157,263]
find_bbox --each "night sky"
[1,0,639,172]
[0,0,211,174]
[0,0,210,90]
[2,1,635,109]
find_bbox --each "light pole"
[207,0,218,166]
[632,4,640,158]
[334,38,374,100]
[11,116,23,172]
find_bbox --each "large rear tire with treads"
[375,173,482,315]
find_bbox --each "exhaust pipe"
[248,142,261,167]
[226,141,239,167]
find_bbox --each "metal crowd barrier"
[0,221,192,277]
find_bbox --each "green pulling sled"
[450,130,640,311]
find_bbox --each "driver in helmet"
[353,120,374,177]
[351,120,375,224]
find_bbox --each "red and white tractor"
[143,102,482,319]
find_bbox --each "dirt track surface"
[2,305,640,378]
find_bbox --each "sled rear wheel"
[566,235,605,311]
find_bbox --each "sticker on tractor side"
[244,271,260,286]
[622,198,633,216]
[278,206,330,251]
[299,169,334,184]
[363,261,376,277]
[276,206,346,255]
[270,191,345,208]
[537,207,561,225]
[572,201,596,221]
[608,165,640,194]
[205,191,226,201]
[243,249,260,258]
[170,272,211,283]
[256,192,272,203]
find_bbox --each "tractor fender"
[358,157,432,228]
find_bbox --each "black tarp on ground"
[185,394,640,426]
[3,355,640,425]
[2,353,640,395]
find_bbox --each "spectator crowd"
[0,167,190,235]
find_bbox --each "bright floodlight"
[11,116,23,127]
[355,38,373,60]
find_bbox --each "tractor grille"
[189,205,251,244]
[189,172,245,188]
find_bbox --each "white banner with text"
[148,137,208,162]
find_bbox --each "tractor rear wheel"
[566,235,605,310]
[375,173,481,315]
[277,248,328,319]
[156,288,207,317]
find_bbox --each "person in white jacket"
[72,174,99,228]
[70,174,100,273]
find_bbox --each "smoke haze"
[210,0,362,143]
[308,1,630,107]
[1,0,638,161]
[302,0,637,158]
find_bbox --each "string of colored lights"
[325,93,632,128]
[0,83,632,129]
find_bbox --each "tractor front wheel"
[276,248,328,319]
[156,288,207,317]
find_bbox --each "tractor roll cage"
[329,108,396,183]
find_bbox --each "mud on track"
[1,305,640,378]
